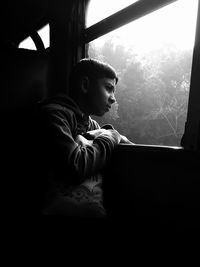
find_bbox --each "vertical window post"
[182,0,200,150]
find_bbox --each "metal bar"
[181,0,200,150]
[83,0,178,43]
[30,31,45,51]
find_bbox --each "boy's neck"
[71,95,90,117]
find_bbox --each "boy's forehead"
[98,77,116,86]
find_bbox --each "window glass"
[88,0,198,146]
[19,24,49,50]
[37,24,49,48]
[18,37,36,50]
[86,0,139,27]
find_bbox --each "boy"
[37,58,132,217]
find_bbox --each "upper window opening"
[19,24,49,50]
[86,0,139,27]
[87,0,198,147]
[37,24,49,49]
[18,36,36,50]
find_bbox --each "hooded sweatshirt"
[36,94,120,216]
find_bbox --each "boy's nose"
[109,93,116,104]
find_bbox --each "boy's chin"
[93,110,106,117]
[99,111,107,116]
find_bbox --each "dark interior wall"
[48,0,87,96]
[1,48,48,111]
[0,47,49,216]
[104,145,200,231]
[1,1,50,110]
[1,0,87,103]
[0,0,84,217]
[1,1,74,107]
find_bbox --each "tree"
[89,39,193,146]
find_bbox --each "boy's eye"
[106,85,114,92]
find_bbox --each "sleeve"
[38,105,120,185]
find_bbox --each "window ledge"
[117,143,183,152]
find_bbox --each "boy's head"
[69,58,118,93]
[69,58,118,116]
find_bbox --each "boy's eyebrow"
[105,83,115,92]
[105,82,115,88]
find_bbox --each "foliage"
[89,40,193,146]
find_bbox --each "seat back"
[1,47,49,216]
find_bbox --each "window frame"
[82,0,200,151]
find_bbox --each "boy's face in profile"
[86,77,117,116]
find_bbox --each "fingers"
[120,134,134,144]
[75,134,93,146]
[101,124,114,130]
[85,129,108,139]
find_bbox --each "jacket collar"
[39,93,89,123]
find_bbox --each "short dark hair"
[69,58,118,95]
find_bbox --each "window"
[19,36,37,50]
[19,24,49,50]
[86,0,139,27]
[86,0,199,147]
[37,24,49,49]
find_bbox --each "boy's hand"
[83,129,109,140]
[75,134,93,146]
[84,129,121,144]
[82,129,133,145]
[120,134,134,144]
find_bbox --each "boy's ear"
[80,76,90,93]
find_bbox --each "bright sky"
[19,0,198,51]
[87,0,199,52]
[86,0,139,26]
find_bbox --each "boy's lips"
[107,105,111,109]
[105,106,111,112]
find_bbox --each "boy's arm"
[38,106,121,184]
[101,123,134,144]
[119,134,135,145]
